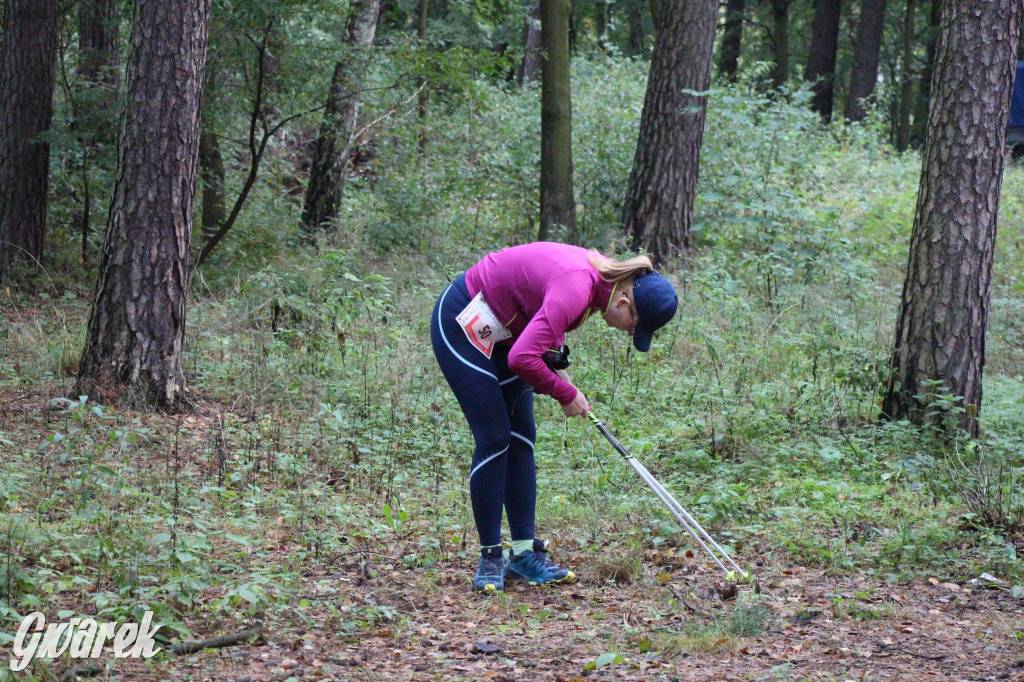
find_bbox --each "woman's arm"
[556,369,591,417]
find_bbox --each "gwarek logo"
[8,611,163,672]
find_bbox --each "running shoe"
[505,539,575,584]
[472,546,505,594]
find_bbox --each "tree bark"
[771,0,789,88]
[301,0,380,232]
[0,0,59,279]
[517,0,542,85]
[895,0,916,150]
[538,0,575,240]
[622,0,718,264]
[718,0,745,82]
[77,0,210,410]
[881,0,1022,438]
[805,0,843,121]
[844,0,886,122]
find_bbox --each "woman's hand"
[561,388,591,418]
[555,370,589,417]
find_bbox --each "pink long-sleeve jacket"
[464,242,616,405]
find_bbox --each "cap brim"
[632,326,653,352]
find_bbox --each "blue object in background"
[1008,61,1024,129]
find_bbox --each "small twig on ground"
[169,623,263,655]
[667,585,713,621]
[895,647,946,661]
[325,549,399,565]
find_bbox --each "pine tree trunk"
[718,0,745,82]
[622,0,718,264]
[517,0,542,85]
[0,0,59,279]
[881,0,1022,438]
[771,0,789,88]
[538,0,575,240]
[301,0,380,232]
[895,0,916,150]
[805,0,843,121]
[844,0,886,122]
[77,0,210,410]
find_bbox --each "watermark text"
[9,611,162,672]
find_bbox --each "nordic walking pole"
[588,412,750,582]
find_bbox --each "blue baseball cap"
[632,271,678,352]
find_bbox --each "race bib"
[456,293,512,358]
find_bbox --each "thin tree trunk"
[538,0,575,240]
[718,0,745,82]
[78,0,119,92]
[911,0,940,148]
[417,0,429,153]
[844,0,886,122]
[76,0,120,265]
[881,0,1022,438]
[895,0,916,150]
[771,0,789,88]
[77,0,210,409]
[627,0,645,56]
[199,128,225,242]
[0,0,59,279]
[197,22,307,267]
[623,0,718,264]
[518,0,541,85]
[805,0,843,121]
[301,0,380,232]
[77,0,120,145]
[595,0,610,49]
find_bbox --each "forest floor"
[92,537,1024,682]
[95,552,1024,682]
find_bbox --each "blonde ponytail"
[587,251,653,284]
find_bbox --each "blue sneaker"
[505,539,575,584]
[472,547,505,594]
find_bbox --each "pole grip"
[588,412,633,460]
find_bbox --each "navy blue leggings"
[431,274,537,547]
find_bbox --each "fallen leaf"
[473,642,501,654]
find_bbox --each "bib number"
[456,293,512,358]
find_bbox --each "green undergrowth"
[2,60,1024,661]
